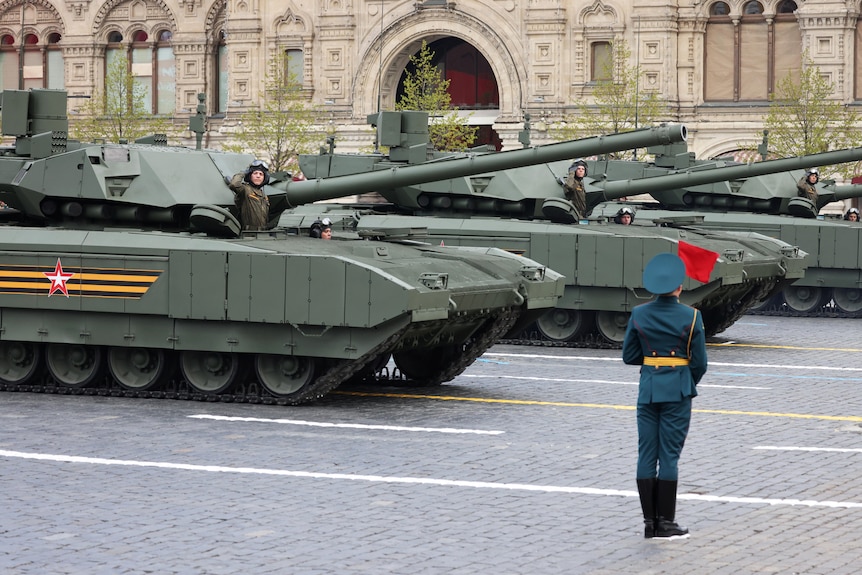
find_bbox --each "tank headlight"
[419,272,448,290]
[780,246,800,257]
[519,265,546,281]
[723,249,744,262]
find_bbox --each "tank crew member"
[796,168,819,203]
[845,207,860,222]
[622,253,707,539]
[614,206,635,225]
[563,159,588,219]
[227,159,271,231]
[310,217,332,239]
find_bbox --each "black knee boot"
[655,479,689,538]
[636,478,657,538]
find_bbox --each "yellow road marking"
[333,391,862,422]
[708,342,862,352]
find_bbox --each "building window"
[591,41,612,82]
[0,32,64,91]
[704,0,800,102]
[286,49,303,84]
[105,28,175,114]
[215,30,227,114]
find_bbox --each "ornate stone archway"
[352,8,525,122]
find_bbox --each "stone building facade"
[0,0,860,157]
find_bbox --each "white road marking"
[188,414,504,435]
[754,446,862,454]
[1,449,860,509]
[485,352,862,372]
[461,374,770,390]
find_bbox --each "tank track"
[0,308,522,404]
[419,307,521,384]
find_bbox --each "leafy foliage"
[69,53,176,143]
[223,52,324,173]
[396,40,476,152]
[552,41,665,159]
[762,54,859,179]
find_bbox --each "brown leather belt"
[643,356,690,367]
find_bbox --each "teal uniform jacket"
[622,295,707,404]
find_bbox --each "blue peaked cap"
[643,253,686,295]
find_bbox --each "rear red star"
[44,258,75,297]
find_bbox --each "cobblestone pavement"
[2,315,861,575]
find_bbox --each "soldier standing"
[622,252,708,539]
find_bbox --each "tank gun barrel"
[270,124,687,207]
[591,147,862,202]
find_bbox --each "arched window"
[704,0,801,102]
[104,28,175,115]
[0,32,64,90]
[710,2,730,16]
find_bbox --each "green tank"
[580,137,862,316]
[275,111,811,344]
[0,89,566,404]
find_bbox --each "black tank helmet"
[845,207,860,221]
[244,159,271,186]
[309,217,332,238]
[569,158,588,177]
[613,206,635,224]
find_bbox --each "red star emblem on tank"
[43,258,75,297]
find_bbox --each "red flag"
[678,241,719,283]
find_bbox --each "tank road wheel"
[45,344,104,388]
[180,351,242,394]
[595,311,632,345]
[783,286,830,314]
[255,355,317,399]
[832,288,862,316]
[0,341,41,385]
[535,309,594,342]
[394,346,458,385]
[108,347,171,391]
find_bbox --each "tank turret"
[0,89,567,404]
[276,112,812,344]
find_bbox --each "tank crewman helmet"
[309,217,332,238]
[244,159,271,186]
[643,253,686,295]
[805,168,819,181]
[569,158,588,177]
[845,207,860,220]
[614,206,635,224]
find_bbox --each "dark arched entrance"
[396,37,501,149]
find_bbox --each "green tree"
[70,53,175,143]
[762,54,859,178]
[223,52,324,173]
[553,41,665,158]
[396,40,476,152]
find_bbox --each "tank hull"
[0,225,563,403]
[279,206,807,344]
